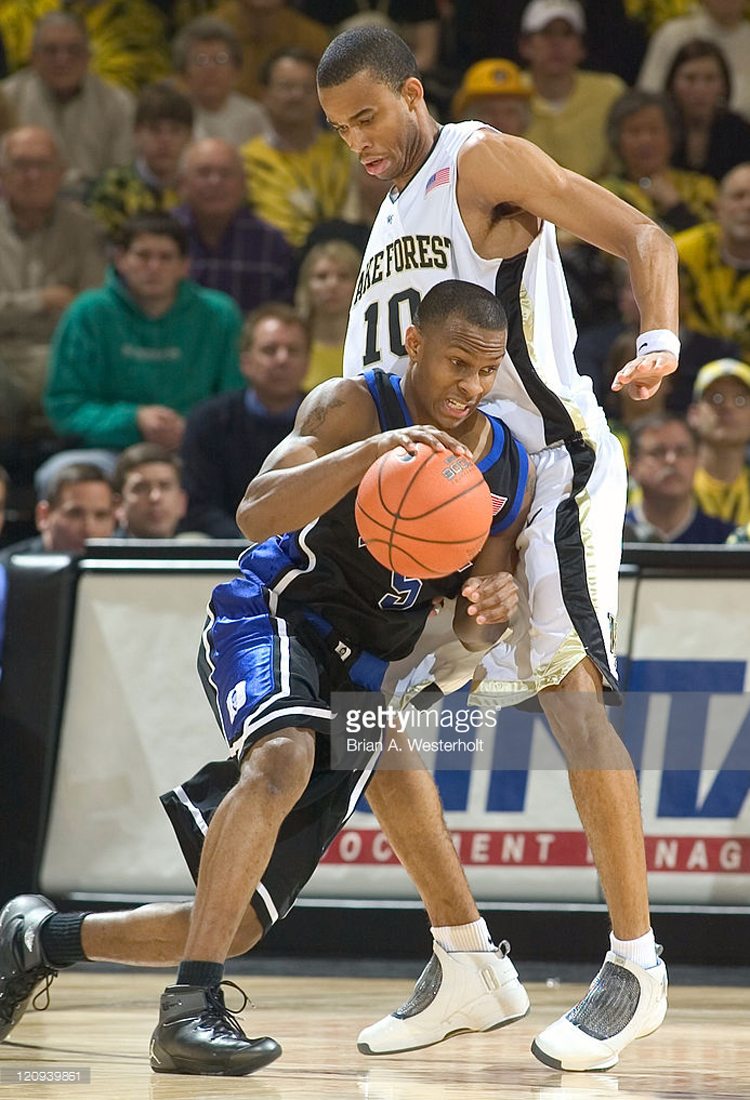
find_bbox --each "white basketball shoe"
[531,950,668,1072]
[357,941,529,1055]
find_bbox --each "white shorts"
[387,423,627,706]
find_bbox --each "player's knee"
[238,730,315,810]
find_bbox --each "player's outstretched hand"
[611,351,678,400]
[462,572,518,625]
[375,424,470,459]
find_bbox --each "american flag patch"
[425,166,450,194]
[490,492,507,515]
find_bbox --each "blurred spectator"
[296,240,360,390]
[112,443,188,538]
[0,461,115,556]
[1,12,134,199]
[519,0,627,179]
[687,357,750,525]
[174,137,295,311]
[172,16,269,146]
[89,82,193,245]
[0,0,170,92]
[0,460,115,661]
[181,302,308,537]
[451,57,533,135]
[213,0,329,102]
[0,126,105,446]
[33,449,117,502]
[599,90,717,233]
[44,212,243,452]
[295,1,440,74]
[448,0,648,86]
[303,157,389,257]
[674,163,750,362]
[638,0,750,120]
[241,48,355,248]
[666,39,750,180]
[624,413,734,542]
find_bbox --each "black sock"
[176,960,224,988]
[39,914,87,968]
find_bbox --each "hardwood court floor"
[0,969,747,1100]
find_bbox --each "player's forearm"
[236,438,380,541]
[625,222,680,335]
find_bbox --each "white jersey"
[343,121,606,453]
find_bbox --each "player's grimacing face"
[406,319,505,431]
[319,72,424,184]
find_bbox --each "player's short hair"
[113,444,183,495]
[119,212,189,256]
[414,280,507,334]
[628,413,698,459]
[44,463,113,508]
[317,26,419,93]
[241,302,311,353]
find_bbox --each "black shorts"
[160,751,370,934]
[164,597,385,934]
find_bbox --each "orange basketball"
[355,442,493,579]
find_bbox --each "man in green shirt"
[44,211,243,452]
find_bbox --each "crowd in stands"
[0,0,748,593]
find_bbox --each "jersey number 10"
[362,289,422,366]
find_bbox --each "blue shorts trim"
[198,575,333,760]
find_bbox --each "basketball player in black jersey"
[0,280,534,1077]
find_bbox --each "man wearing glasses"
[687,358,750,526]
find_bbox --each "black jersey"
[241,369,529,662]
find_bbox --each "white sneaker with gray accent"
[357,941,529,1055]
[531,950,668,1072]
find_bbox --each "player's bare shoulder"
[456,129,542,258]
[294,376,380,447]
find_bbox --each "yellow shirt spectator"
[675,221,750,361]
[242,130,354,250]
[525,70,626,179]
[693,465,750,525]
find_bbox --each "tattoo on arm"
[299,397,346,435]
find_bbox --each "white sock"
[609,928,658,969]
[431,918,496,953]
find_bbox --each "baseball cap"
[521,0,586,35]
[452,59,533,119]
[693,358,750,399]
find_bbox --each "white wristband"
[636,329,680,359]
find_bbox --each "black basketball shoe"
[0,894,58,1041]
[149,980,282,1076]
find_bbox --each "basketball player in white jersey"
[317,24,676,1073]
